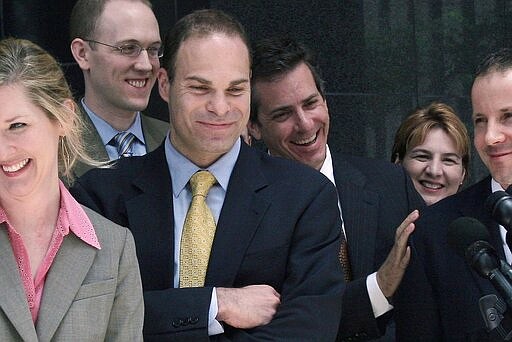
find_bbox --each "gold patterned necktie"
[339,229,352,283]
[179,170,217,288]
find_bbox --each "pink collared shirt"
[0,181,101,322]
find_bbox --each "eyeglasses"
[83,39,163,59]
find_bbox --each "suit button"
[172,318,185,328]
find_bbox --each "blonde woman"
[0,37,143,341]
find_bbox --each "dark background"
[2,0,511,185]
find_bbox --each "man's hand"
[216,285,281,329]
[377,210,419,299]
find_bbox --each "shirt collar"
[165,135,241,197]
[491,178,506,193]
[81,98,145,146]
[319,144,335,186]
[59,181,101,249]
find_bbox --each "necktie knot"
[190,171,217,198]
[111,131,136,158]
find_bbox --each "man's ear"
[247,120,262,140]
[70,38,91,71]
[157,68,170,104]
[393,154,401,164]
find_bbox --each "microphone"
[447,216,490,258]
[447,217,512,309]
[485,191,512,231]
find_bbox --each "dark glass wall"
[213,0,512,184]
[2,0,511,184]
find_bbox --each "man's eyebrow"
[116,39,161,46]
[229,78,249,86]
[185,76,212,85]
[268,104,293,116]
[302,93,320,104]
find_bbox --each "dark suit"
[395,176,504,341]
[332,153,424,341]
[70,142,344,341]
[72,105,168,178]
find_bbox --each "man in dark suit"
[247,37,424,341]
[70,9,344,341]
[69,0,168,177]
[394,48,512,341]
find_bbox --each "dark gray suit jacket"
[72,105,168,178]
[333,153,424,341]
[71,142,345,341]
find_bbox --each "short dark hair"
[69,0,152,41]
[474,48,512,80]
[161,9,250,83]
[250,36,325,123]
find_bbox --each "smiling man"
[395,48,512,341]
[69,0,168,176]
[70,9,344,341]
[248,36,424,341]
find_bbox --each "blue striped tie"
[112,132,136,158]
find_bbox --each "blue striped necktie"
[112,131,136,158]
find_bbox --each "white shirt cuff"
[208,288,224,335]
[366,272,393,318]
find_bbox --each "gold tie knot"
[190,171,217,198]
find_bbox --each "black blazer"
[395,176,504,341]
[71,142,345,341]
[333,153,424,341]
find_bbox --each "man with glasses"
[69,0,168,176]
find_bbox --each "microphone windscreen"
[485,191,509,215]
[447,217,490,258]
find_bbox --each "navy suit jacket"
[332,154,424,341]
[70,142,344,341]
[395,176,505,341]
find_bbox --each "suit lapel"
[333,156,378,278]
[0,227,38,341]
[35,234,96,341]
[73,104,109,178]
[140,114,168,152]
[126,146,175,287]
[456,177,504,296]
[205,144,270,286]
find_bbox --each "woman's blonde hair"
[0,37,100,184]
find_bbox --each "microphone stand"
[479,294,512,341]
[480,261,512,340]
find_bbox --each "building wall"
[2,1,511,184]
